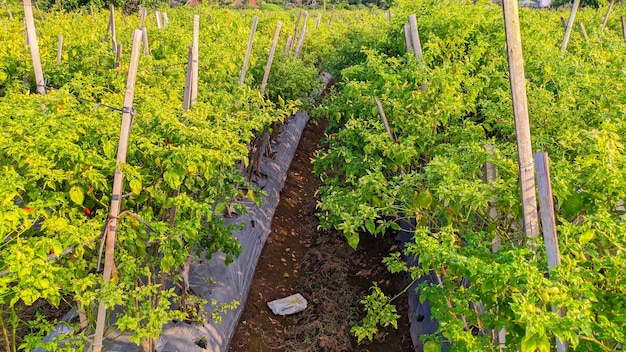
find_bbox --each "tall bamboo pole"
[502,0,539,240]
[239,16,258,86]
[294,12,309,58]
[600,0,615,34]
[109,4,117,55]
[23,0,45,94]
[561,0,581,50]
[260,21,282,95]
[408,14,423,58]
[191,15,199,105]
[92,29,143,352]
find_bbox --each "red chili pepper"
[83,207,92,215]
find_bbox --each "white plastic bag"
[267,293,308,315]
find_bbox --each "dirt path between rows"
[229,118,413,352]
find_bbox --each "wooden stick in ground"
[560,16,566,29]
[183,45,193,110]
[239,16,258,86]
[156,11,162,29]
[534,152,567,352]
[622,16,626,43]
[404,24,413,53]
[408,14,423,58]
[115,44,123,68]
[191,15,199,105]
[140,6,146,28]
[92,28,143,352]
[163,12,169,28]
[327,10,334,26]
[501,0,539,240]
[142,26,150,56]
[56,35,63,64]
[561,0,581,50]
[23,0,45,94]
[284,35,293,56]
[109,4,118,54]
[260,21,282,95]
[294,12,309,58]
[579,22,589,42]
[315,13,322,29]
[600,0,615,34]
[7,8,13,20]
[375,97,394,140]
[291,11,302,51]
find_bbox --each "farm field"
[1,0,626,351]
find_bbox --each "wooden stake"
[23,0,45,94]
[56,35,63,64]
[579,22,589,42]
[622,16,626,43]
[327,10,334,26]
[260,21,282,95]
[239,16,258,86]
[534,152,567,352]
[183,45,193,110]
[600,0,614,34]
[140,6,146,28]
[315,13,322,29]
[404,24,413,53]
[142,26,150,56]
[156,11,162,29]
[115,44,123,68]
[502,0,539,240]
[294,12,309,58]
[92,29,143,352]
[561,0,580,50]
[163,12,169,28]
[291,11,302,51]
[408,14,423,58]
[7,8,13,20]
[386,9,392,21]
[560,16,566,29]
[191,15,199,105]
[284,35,293,56]
[375,97,394,140]
[109,4,118,54]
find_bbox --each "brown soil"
[229,119,413,352]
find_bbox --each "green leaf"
[424,341,441,352]
[521,333,538,352]
[579,230,595,245]
[247,189,255,203]
[69,186,84,205]
[130,179,142,195]
[562,193,583,218]
[417,190,433,209]
[215,203,226,213]
[365,219,375,233]
[346,232,360,249]
[163,170,182,189]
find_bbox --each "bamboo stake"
[92,29,143,352]
[109,4,117,54]
[115,44,123,68]
[404,24,413,53]
[561,0,580,50]
[622,16,626,43]
[502,0,539,240]
[386,9,392,21]
[534,152,567,352]
[560,16,566,29]
[140,6,146,28]
[156,11,162,29]
[294,12,309,58]
[56,35,63,64]
[375,97,394,140]
[163,12,169,28]
[260,21,282,95]
[23,0,45,94]
[315,13,322,29]
[579,22,589,42]
[600,0,614,34]
[183,45,193,110]
[7,8,13,20]
[142,26,150,56]
[408,14,423,58]
[284,35,293,56]
[291,11,302,51]
[191,15,199,105]
[327,10,334,26]
[239,16,258,86]
[105,12,111,42]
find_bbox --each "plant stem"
[0,311,11,352]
